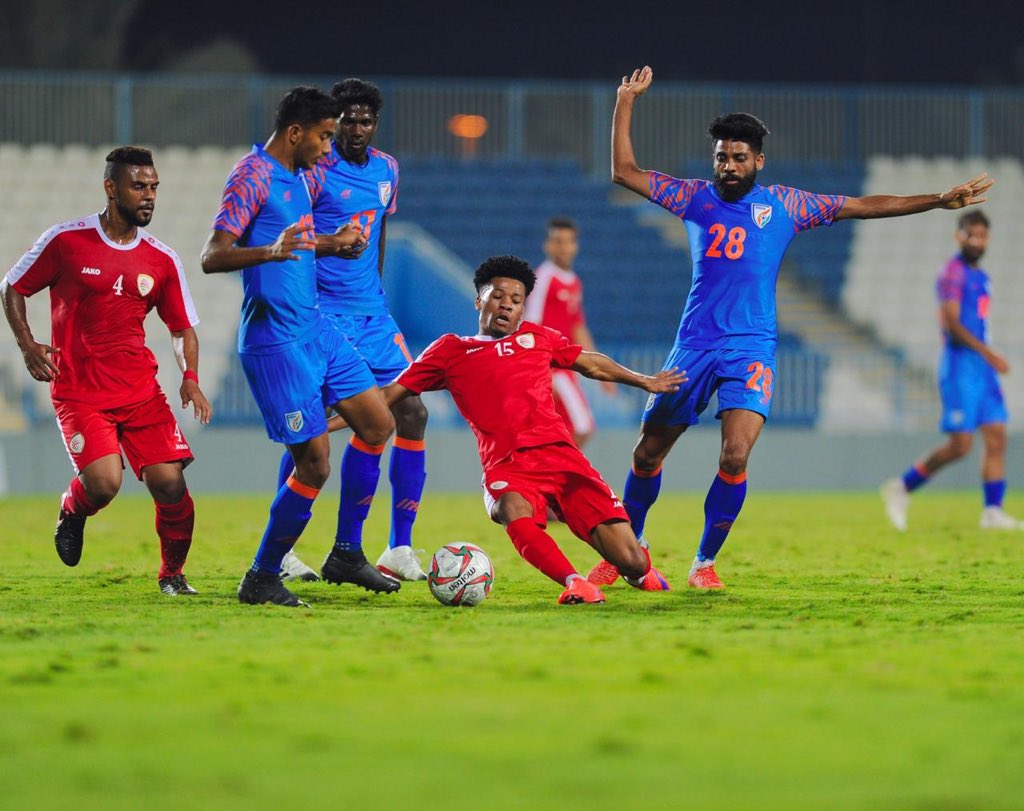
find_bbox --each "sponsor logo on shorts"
[286,411,304,432]
[751,203,773,229]
[81,266,101,275]
[488,480,509,491]
[644,393,657,411]
[950,409,965,426]
[515,333,535,349]
[136,274,154,296]
[69,433,86,454]
[613,499,623,509]
[378,181,392,207]
[175,444,189,451]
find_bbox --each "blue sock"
[335,438,384,552]
[276,449,293,491]
[389,439,427,549]
[983,479,1006,508]
[902,463,929,493]
[252,477,319,575]
[697,470,748,563]
[623,465,662,539]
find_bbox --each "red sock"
[506,516,577,586]
[62,477,99,517]
[155,490,195,578]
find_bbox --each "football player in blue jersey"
[601,65,993,590]
[277,78,431,584]
[882,211,1019,531]
[201,86,400,606]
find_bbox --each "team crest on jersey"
[286,411,304,432]
[488,481,509,491]
[69,433,86,454]
[378,181,392,207]
[136,274,154,296]
[515,333,535,349]
[751,204,773,229]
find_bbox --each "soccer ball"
[428,544,494,607]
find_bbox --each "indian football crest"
[378,181,392,207]
[69,433,86,454]
[285,411,304,432]
[515,333,535,349]
[751,203,773,229]
[136,274,154,296]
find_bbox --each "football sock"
[62,477,100,517]
[901,463,929,493]
[155,490,195,578]
[388,437,427,549]
[276,448,294,491]
[983,479,1006,508]
[506,516,577,586]
[252,476,319,575]
[623,464,662,539]
[697,469,747,563]
[334,437,384,552]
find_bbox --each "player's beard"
[714,170,757,202]
[962,246,985,264]
[117,200,153,228]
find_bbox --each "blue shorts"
[325,313,413,386]
[240,320,377,444]
[939,356,1007,433]
[642,346,776,427]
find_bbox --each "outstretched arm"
[836,174,993,220]
[1,279,59,381]
[571,350,686,393]
[170,327,213,424]
[200,224,317,274]
[327,382,414,432]
[611,66,655,198]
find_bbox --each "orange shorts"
[53,390,193,480]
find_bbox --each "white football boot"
[280,549,320,582]
[376,545,428,581]
[980,506,1022,530]
[880,478,909,531]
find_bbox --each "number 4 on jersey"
[112,274,124,296]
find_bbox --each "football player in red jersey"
[331,255,684,603]
[1,146,212,596]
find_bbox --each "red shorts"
[552,370,595,436]
[53,390,194,480]
[482,442,629,542]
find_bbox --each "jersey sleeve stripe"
[146,235,201,327]
[5,218,90,288]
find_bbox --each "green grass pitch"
[1,490,1022,810]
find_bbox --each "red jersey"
[523,260,585,339]
[396,321,583,470]
[6,215,199,408]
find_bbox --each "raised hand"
[22,341,60,382]
[618,66,653,100]
[940,173,994,210]
[269,222,317,262]
[643,366,687,393]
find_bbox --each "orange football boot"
[586,560,620,586]
[626,566,671,591]
[558,577,606,604]
[688,563,724,590]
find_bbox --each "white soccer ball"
[428,543,494,606]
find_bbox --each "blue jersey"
[306,144,399,316]
[649,173,846,353]
[213,145,319,354]
[937,254,990,353]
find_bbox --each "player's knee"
[632,448,662,474]
[393,397,428,437]
[949,437,973,459]
[296,456,331,490]
[85,476,120,507]
[719,449,749,477]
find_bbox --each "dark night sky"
[124,0,1024,85]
